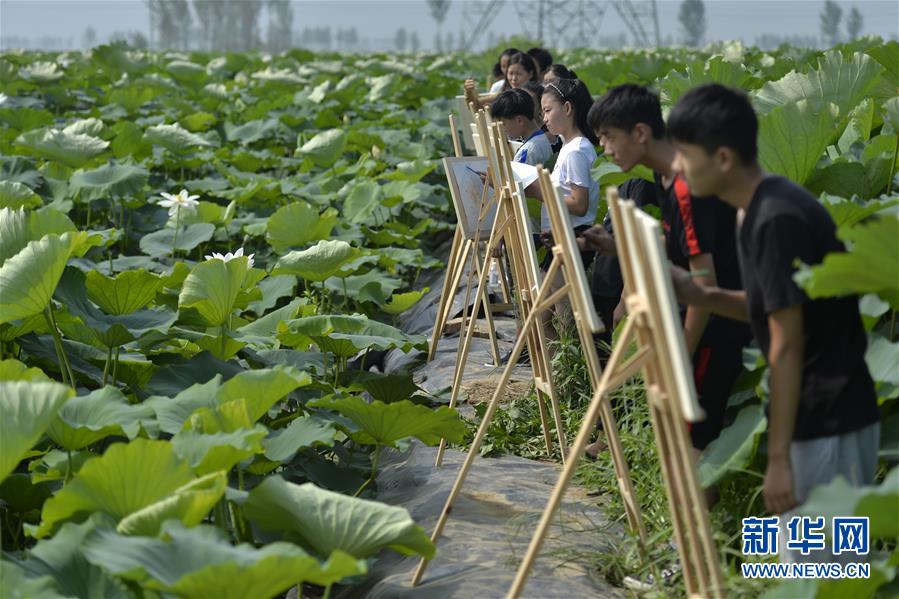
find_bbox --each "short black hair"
[521,81,544,101]
[527,47,553,72]
[545,64,577,81]
[587,84,665,139]
[667,83,758,164]
[490,88,536,121]
[500,47,521,60]
[543,78,598,145]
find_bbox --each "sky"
[1,0,897,50]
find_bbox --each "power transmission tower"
[514,0,659,48]
[459,0,506,50]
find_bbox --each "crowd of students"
[462,48,881,564]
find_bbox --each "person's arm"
[682,253,715,356]
[671,265,749,322]
[582,225,617,255]
[565,183,589,217]
[763,304,804,514]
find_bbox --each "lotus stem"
[85,202,91,229]
[44,305,75,389]
[353,445,380,497]
[171,205,182,255]
[111,346,120,386]
[65,450,73,484]
[888,134,897,195]
[102,345,113,386]
[323,584,332,599]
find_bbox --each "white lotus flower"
[204,247,254,268]
[158,189,199,216]
[0,93,7,106]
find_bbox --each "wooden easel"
[413,167,652,588]
[432,114,567,468]
[506,188,725,598]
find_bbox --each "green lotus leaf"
[310,396,464,448]
[866,335,899,387]
[343,180,387,225]
[882,96,899,132]
[0,206,77,266]
[339,371,423,404]
[698,403,767,487]
[11,517,127,599]
[382,288,428,315]
[324,270,403,305]
[86,268,162,315]
[795,216,899,308]
[216,366,311,419]
[47,386,156,451]
[139,222,216,257]
[82,521,366,596]
[108,85,160,113]
[224,118,282,145]
[0,233,83,324]
[167,60,208,86]
[70,162,149,202]
[0,381,73,483]
[816,194,899,228]
[273,239,360,282]
[64,118,105,137]
[145,376,222,436]
[246,275,298,316]
[171,426,267,475]
[295,129,346,167]
[243,476,435,559]
[265,201,338,254]
[15,127,109,168]
[0,560,67,599]
[178,256,252,326]
[278,314,427,357]
[0,358,49,381]
[263,415,337,463]
[758,99,840,185]
[0,180,42,210]
[116,471,227,536]
[35,439,198,538]
[144,123,214,154]
[753,50,884,116]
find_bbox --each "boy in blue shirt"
[490,88,553,167]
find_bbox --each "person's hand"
[670,264,706,307]
[582,225,616,255]
[612,299,627,329]
[763,457,797,514]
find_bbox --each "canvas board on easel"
[443,156,497,240]
[456,95,476,151]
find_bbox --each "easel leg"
[413,259,565,586]
[429,229,466,362]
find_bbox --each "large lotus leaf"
[0,560,67,599]
[246,277,299,316]
[310,396,464,448]
[382,289,428,315]
[278,314,427,357]
[13,517,128,599]
[139,222,216,257]
[187,398,256,434]
[324,270,403,305]
[797,466,899,539]
[0,358,49,381]
[47,386,155,451]
[753,51,884,116]
[343,180,388,225]
[35,439,195,538]
[178,256,251,326]
[167,60,208,85]
[15,128,109,168]
[86,268,162,315]
[108,85,160,113]
[55,267,177,346]
[659,56,756,105]
[64,119,105,137]
[263,415,337,463]
[82,521,366,596]
[235,298,308,346]
[295,129,346,167]
[0,233,82,324]
[758,100,840,185]
[171,426,267,475]
[0,381,72,483]
[816,195,899,228]
[145,376,222,435]
[883,96,899,133]
[216,366,311,420]
[273,239,361,282]
[339,370,423,404]
[866,335,899,387]
[0,206,76,266]
[698,403,767,487]
[0,180,42,210]
[70,162,148,202]
[144,123,214,154]
[243,476,434,559]
[795,216,899,308]
[224,118,282,145]
[265,201,338,254]
[116,471,226,536]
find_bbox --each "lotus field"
[0,39,897,598]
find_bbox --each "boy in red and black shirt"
[583,84,751,458]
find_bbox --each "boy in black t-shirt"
[582,85,751,464]
[667,84,880,562]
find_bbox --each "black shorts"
[689,342,745,450]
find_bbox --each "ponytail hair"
[545,64,578,82]
[543,78,597,146]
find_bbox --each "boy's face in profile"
[672,141,722,197]
[595,126,645,172]
[500,116,530,140]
